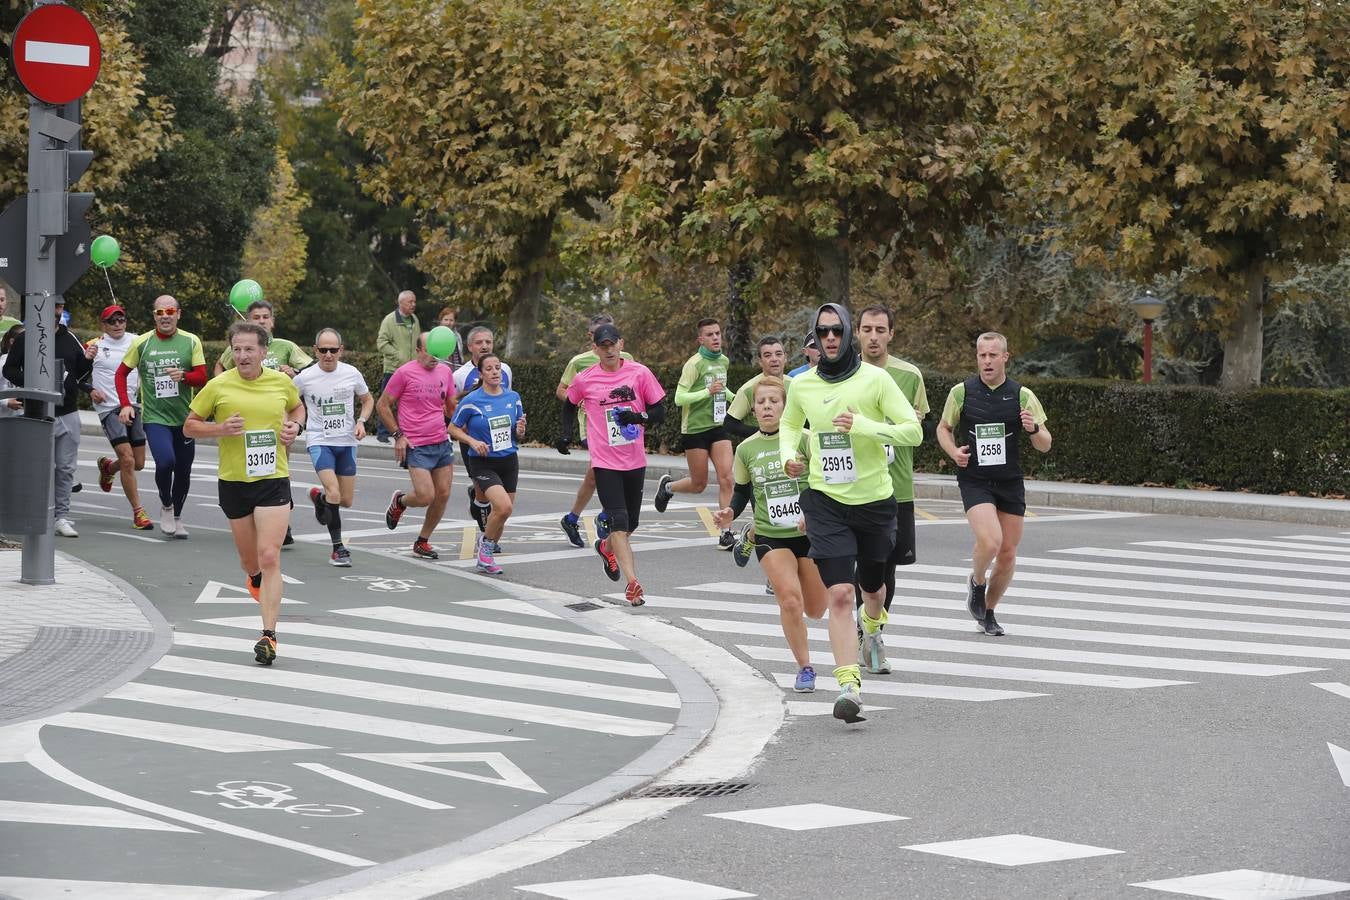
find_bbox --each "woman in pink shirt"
[562,323,666,606]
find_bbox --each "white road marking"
[1054,546,1350,577]
[96,531,164,544]
[771,672,1044,702]
[343,751,546,794]
[1138,540,1350,564]
[1328,743,1350,788]
[0,800,193,832]
[1014,555,1350,594]
[293,762,453,810]
[0,878,266,900]
[333,606,623,649]
[47,711,325,753]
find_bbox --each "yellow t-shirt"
[190,368,301,482]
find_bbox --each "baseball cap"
[803,331,818,349]
[101,305,126,322]
[592,323,621,345]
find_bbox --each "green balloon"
[90,235,120,268]
[229,279,264,314]
[426,325,458,360]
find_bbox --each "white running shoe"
[173,518,189,540]
[160,506,176,535]
[54,518,78,538]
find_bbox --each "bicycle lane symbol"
[340,575,426,593]
[192,781,363,817]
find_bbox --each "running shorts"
[890,499,916,566]
[799,488,896,564]
[467,454,520,494]
[308,444,357,477]
[218,477,292,521]
[755,533,812,561]
[680,426,731,451]
[100,408,146,448]
[957,477,1026,516]
[401,440,455,471]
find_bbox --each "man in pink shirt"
[563,323,667,606]
[376,333,457,559]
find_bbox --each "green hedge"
[195,343,1349,497]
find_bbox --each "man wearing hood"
[779,303,922,724]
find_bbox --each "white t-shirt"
[453,360,513,394]
[89,331,140,413]
[293,362,371,447]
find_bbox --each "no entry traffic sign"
[11,4,102,105]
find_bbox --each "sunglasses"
[814,324,845,338]
[315,347,341,354]
[154,308,178,316]
[105,316,127,324]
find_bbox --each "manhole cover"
[566,602,602,612]
[634,782,752,799]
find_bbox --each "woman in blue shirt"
[448,354,525,575]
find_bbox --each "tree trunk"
[1218,262,1265,390]
[504,214,555,358]
[724,260,754,363]
[814,232,850,308]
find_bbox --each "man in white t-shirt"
[87,305,153,530]
[453,326,514,395]
[292,327,373,567]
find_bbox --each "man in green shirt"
[780,303,921,724]
[0,285,19,340]
[724,335,791,438]
[855,305,929,634]
[214,300,312,376]
[375,289,420,441]
[653,317,737,550]
[936,332,1052,637]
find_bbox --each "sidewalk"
[77,409,1348,526]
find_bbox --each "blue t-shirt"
[450,386,524,458]
[788,363,813,377]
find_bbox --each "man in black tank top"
[936,332,1053,636]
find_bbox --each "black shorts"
[800,487,896,567]
[755,533,811,561]
[891,499,917,566]
[958,477,1026,516]
[593,466,644,533]
[681,426,731,451]
[218,477,292,521]
[467,454,519,494]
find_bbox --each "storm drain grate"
[566,601,603,612]
[635,782,753,799]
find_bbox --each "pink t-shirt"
[384,359,454,447]
[567,359,666,471]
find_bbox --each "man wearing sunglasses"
[779,303,922,724]
[87,305,153,530]
[115,295,208,537]
[293,329,373,567]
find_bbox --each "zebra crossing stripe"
[0,877,266,900]
[0,800,194,832]
[47,711,326,753]
[1052,547,1350,577]
[1281,534,1350,544]
[770,673,1045,702]
[151,655,674,737]
[105,682,527,746]
[333,606,624,649]
[1209,537,1350,553]
[1138,541,1350,564]
[1014,555,1349,594]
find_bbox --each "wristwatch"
[1029,423,1040,435]
[392,430,404,439]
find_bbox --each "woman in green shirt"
[714,376,827,693]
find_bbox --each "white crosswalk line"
[172,632,680,709]
[1312,682,1350,701]
[0,801,193,832]
[294,762,453,811]
[106,682,527,745]
[196,616,665,679]
[151,655,673,737]
[1138,540,1349,563]
[456,598,563,618]
[46,711,326,753]
[1208,537,1350,553]
[738,646,1190,689]
[334,606,623,649]
[1281,534,1350,544]
[0,878,266,900]
[1052,546,1350,577]
[770,673,1045,702]
[1014,555,1349,594]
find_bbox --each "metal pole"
[1142,320,1154,385]
[20,96,59,585]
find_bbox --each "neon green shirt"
[217,338,312,373]
[0,316,20,339]
[734,430,810,539]
[189,368,301,482]
[877,355,929,502]
[779,364,921,505]
[727,371,793,423]
[122,330,207,426]
[675,351,731,434]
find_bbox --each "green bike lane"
[0,523,710,898]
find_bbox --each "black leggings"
[593,467,645,534]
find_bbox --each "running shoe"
[625,580,646,606]
[861,631,892,675]
[833,682,864,723]
[412,537,439,560]
[732,523,754,568]
[71,482,82,493]
[653,474,673,513]
[560,515,584,548]
[717,529,736,551]
[54,518,78,538]
[485,539,501,554]
[966,577,987,621]
[594,538,621,582]
[173,520,189,540]
[477,543,503,576]
[310,487,329,525]
[385,491,405,529]
[283,527,295,547]
[980,610,1005,636]
[160,506,176,536]
[793,666,817,693]
[132,507,153,530]
[330,546,352,567]
[596,511,611,540]
[765,581,775,596]
[253,634,276,666]
[246,576,261,603]
[97,456,115,492]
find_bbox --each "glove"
[613,409,647,427]
[555,438,571,455]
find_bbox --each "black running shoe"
[966,578,987,621]
[254,634,276,666]
[560,515,584,548]
[412,537,439,560]
[310,487,329,526]
[653,474,673,513]
[283,527,295,547]
[732,523,754,568]
[595,538,621,582]
[717,529,736,551]
[980,610,1005,636]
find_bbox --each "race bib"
[488,415,513,452]
[244,430,278,478]
[707,374,726,424]
[606,406,637,447]
[974,423,1006,466]
[818,432,856,484]
[320,401,350,438]
[764,479,802,528]
[885,444,895,465]
[153,374,178,399]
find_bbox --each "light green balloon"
[426,325,458,360]
[90,235,120,268]
[229,279,264,314]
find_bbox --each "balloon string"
[102,266,118,304]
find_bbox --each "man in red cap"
[85,305,153,530]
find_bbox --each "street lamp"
[1132,290,1166,384]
